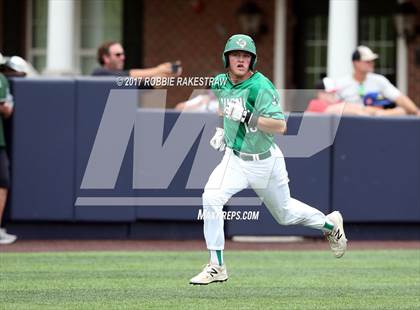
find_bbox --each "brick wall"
[408,0,420,106]
[142,0,419,108]
[143,0,275,107]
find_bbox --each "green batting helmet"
[222,34,257,70]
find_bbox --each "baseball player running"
[189,34,347,285]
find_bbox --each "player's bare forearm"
[395,95,419,115]
[257,117,287,134]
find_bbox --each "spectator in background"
[307,77,372,116]
[335,46,419,116]
[0,53,16,245]
[175,87,219,113]
[91,41,182,78]
[307,77,342,113]
[1,56,38,77]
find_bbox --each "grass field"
[1,249,419,309]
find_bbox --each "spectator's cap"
[0,53,6,65]
[315,77,337,93]
[352,46,378,62]
[4,56,29,73]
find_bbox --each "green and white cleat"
[190,263,228,285]
[325,211,347,258]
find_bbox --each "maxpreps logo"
[75,89,341,207]
[75,89,264,207]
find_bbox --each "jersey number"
[244,123,258,133]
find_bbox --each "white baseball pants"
[203,146,328,250]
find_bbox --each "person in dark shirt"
[91,41,182,78]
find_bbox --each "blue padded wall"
[9,78,76,220]
[332,116,420,222]
[74,78,137,221]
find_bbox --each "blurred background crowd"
[0,0,419,110]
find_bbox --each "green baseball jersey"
[0,73,8,147]
[211,72,284,154]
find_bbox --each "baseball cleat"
[189,263,228,285]
[325,211,347,258]
[0,228,17,245]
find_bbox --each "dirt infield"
[1,240,419,253]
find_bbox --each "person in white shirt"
[174,88,219,113]
[336,46,419,116]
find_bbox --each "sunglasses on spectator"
[112,52,125,57]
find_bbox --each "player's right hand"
[224,100,245,122]
[210,127,226,152]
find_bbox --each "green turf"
[1,250,419,309]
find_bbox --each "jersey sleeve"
[254,86,285,120]
[378,75,401,101]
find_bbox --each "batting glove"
[224,101,259,128]
[210,127,226,152]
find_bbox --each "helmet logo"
[236,38,247,48]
